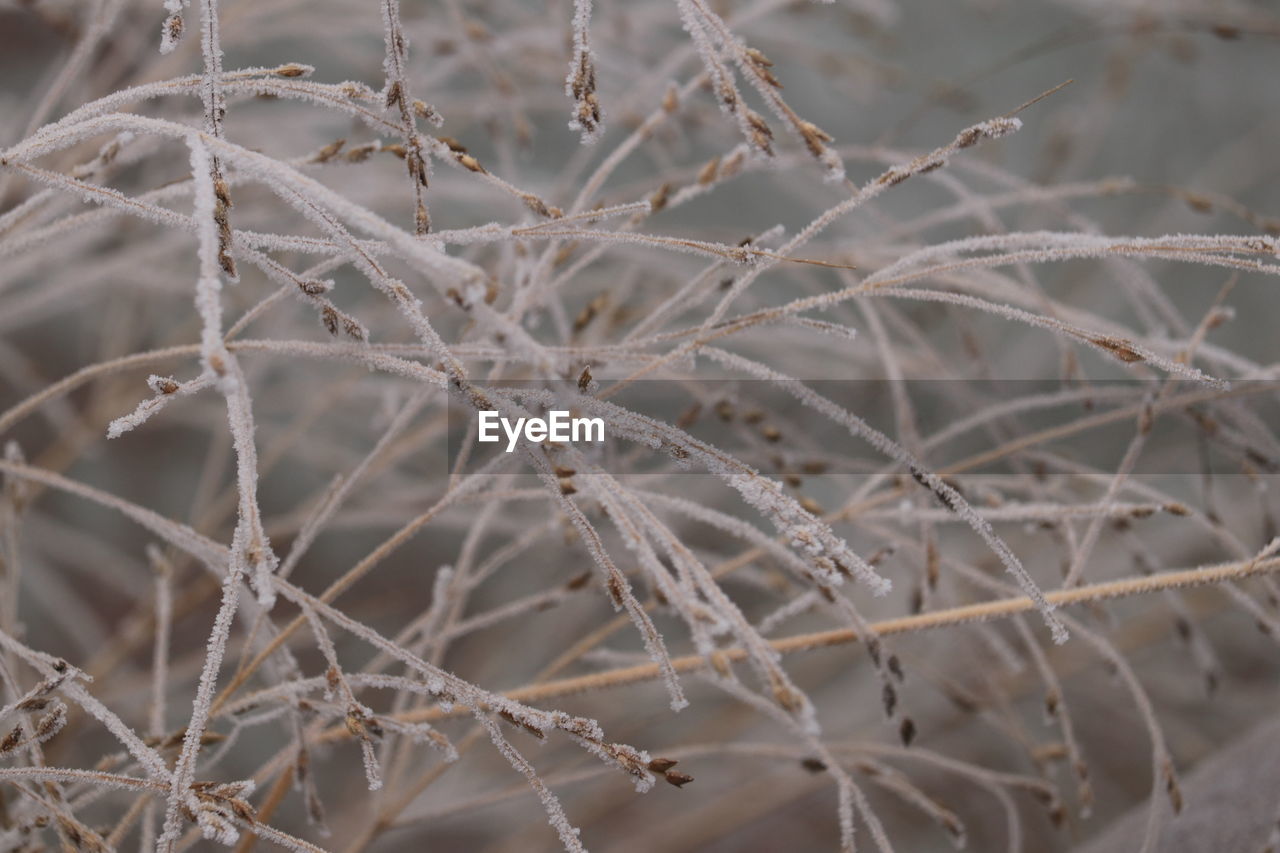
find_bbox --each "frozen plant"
[1,0,1279,851]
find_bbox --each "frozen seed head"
[663,770,694,788]
[148,375,181,395]
[955,116,1022,148]
[274,63,315,78]
[566,1,603,143]
[412,99,443,126]
[160,14,184,54]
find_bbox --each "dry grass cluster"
[2,0,1280,851]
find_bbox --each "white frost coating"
[302,603,384,791]
[106,374,212,438]
[196,0,226,141]
[566,0,603,143]
[701,345,1069,644]
[478,713,587,852]
[157,135,280,853]
[188,136,225,376]
[523,445,689,712]
[528,386,885,594]
[159,0,187,54]
[156,556,246,851]
[187,134,279,607]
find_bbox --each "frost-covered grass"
[1,1,1280,851]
